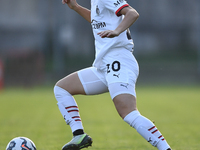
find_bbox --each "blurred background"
[0,0,199,88]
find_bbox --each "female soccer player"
[54,0,172,150]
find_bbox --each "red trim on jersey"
[115,4,129,16]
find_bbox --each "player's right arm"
[62,0,91,23]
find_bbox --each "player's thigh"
[77,67,108,95]
[55,72,85,95]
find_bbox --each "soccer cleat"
[166,148,172,150]
[62,133,93,150]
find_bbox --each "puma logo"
[120,83,128,89]
[148,137,157,146]
[113,74,120,78]
[148,137,152,143]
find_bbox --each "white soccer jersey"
[91,0,134,68]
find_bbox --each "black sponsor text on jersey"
[114,0,125,7]
[91,19,106,29]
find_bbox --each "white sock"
[124,110,170,150]
[54,86,84,133]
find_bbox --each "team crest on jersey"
[96,5,100,15]
[114,0,125,7]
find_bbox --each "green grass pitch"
[0,85,199,150]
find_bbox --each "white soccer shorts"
[77,51,139,99]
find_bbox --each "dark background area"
[0,0,199,87]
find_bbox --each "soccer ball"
[6,137,36,150]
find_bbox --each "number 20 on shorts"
[106,61,121,73]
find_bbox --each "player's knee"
[54,85,71,101]
[123,110,141,128]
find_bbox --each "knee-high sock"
[54,86,84,133]
[124,110,171,150]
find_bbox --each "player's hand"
[62,0,67,4]
[97,30,119,38]
[62,0,78,10]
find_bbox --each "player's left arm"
[97,6,139,38]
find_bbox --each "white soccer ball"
[6,137,36,150]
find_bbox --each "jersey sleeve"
[101,0,129,16]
